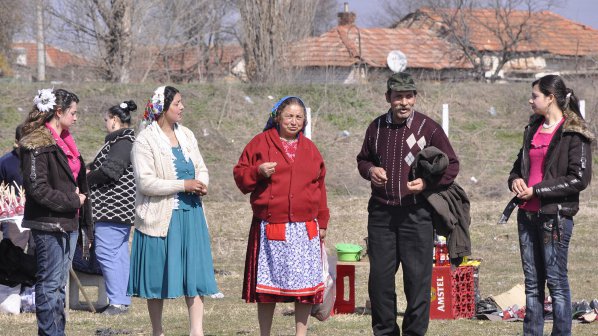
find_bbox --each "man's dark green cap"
[387,72,417,92]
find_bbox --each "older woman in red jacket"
[234,96,330,336]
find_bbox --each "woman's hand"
[75,187,86,206]
[184,180,208,196]
[197,181,208,196]
[511,178,527,195]
[512,178,533,200]
[258,162,277,178]
[319,229,326,241]
[517,186,534,200]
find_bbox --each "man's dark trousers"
[367,199,434,336]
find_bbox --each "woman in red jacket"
[234,96,330,336]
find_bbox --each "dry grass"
[0,79,597,335]
[1,198,597,335]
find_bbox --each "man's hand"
[406,178,426,194]
[370,167,388,187]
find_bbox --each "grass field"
[1,198,597,335]
[0,79,597,335]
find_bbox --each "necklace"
[542,117,563,129]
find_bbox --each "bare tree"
[237,0,320,82]
[394,0,555,81]
[154,0,237,82]
[0,0,24,76]
[312,0,338,36]
[47,0,134,83]
[371,0,422,27]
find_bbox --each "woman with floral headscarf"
[127,86,220,336]
[233,96,330,336]
[19,88,91,335]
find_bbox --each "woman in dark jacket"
[509,75,593,336]
[19,88,92,336]
[87,100,136,315]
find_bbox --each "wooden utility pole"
[36,0,46,81]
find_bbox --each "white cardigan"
[131,122,209,237]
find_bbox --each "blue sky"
[343,0,598,29]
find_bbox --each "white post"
[442,104,449,137]
[305,107,312,139]
[580,99,586,119]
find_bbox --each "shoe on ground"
[572,300,591,319]
[101,304,129,315]
[582,311,597,323]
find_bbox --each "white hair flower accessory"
[33,89,56,112]
[144,86,166,121]
[152,86,165,107]
[120,102,128,109]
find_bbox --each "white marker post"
[442,104,449,137]
[305,107,312,139]
[580,99,586,119]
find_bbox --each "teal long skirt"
[127,205,219,299]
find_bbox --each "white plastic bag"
[311,244,336,321]
[0,284,21,315]
[20,286,35,313]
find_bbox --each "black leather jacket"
[19,127,93,243]
[508,110,594,217]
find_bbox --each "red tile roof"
[132,44,243,73]
[12,42,87,68]
[398,7,598,56]
[288,25,471,70]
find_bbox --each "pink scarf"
[45,123,81,180]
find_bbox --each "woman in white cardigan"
[127,86,220,336]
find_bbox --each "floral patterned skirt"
[242,217,323,304]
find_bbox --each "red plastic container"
[430,266,475,319]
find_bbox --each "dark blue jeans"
[32,230,74,336]
[517,210,573,336]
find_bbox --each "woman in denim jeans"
[509,75,593,336]
[19,89,92,336]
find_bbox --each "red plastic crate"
[430,266,475,319]
[334,264,356,314]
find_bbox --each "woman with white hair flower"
[128,86,220,336]
[19,88,91,335]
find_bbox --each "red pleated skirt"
[242,216,323,304]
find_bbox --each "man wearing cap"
[357,72,459,335]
